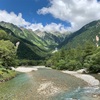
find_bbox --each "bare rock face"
[16,41,20,48]
[96,35,99,42]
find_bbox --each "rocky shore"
[11,66,47,72]
[62,70,100,86]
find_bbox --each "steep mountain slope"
[0,25,48,60]
[0,21,48,49]
[59,20,100,49]
[0,21,67,50]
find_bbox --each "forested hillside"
[46,42,100,73]
[59,20,100,49]
[0,25,48,60]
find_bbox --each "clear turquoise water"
[0,68,100,100]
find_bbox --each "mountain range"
[0,20,100,60]
[0,21,67,60]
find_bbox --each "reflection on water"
[0,68,100,100]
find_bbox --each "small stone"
[93,94,98,98]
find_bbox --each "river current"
[0,68,100,100]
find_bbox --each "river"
[0,68,100,100]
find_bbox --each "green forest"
[46,42,100,73]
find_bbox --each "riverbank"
[62,70,100,86]
[0,68,16,83]
[12,66,100,86]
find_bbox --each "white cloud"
[0,10,30,26]
[0,10,68,33]
[38,0,100,31]
[26,22,68,33]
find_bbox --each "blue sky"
[0,0,100,32]
[0,0,49,24]
[0,0,70,29]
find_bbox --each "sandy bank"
[62,70,100,86]
[11,66,50,72]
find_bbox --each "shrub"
[0,40,17,68]
[88,65,100,73]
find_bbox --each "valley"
[1,0,100,100]
[0,20,100,100]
